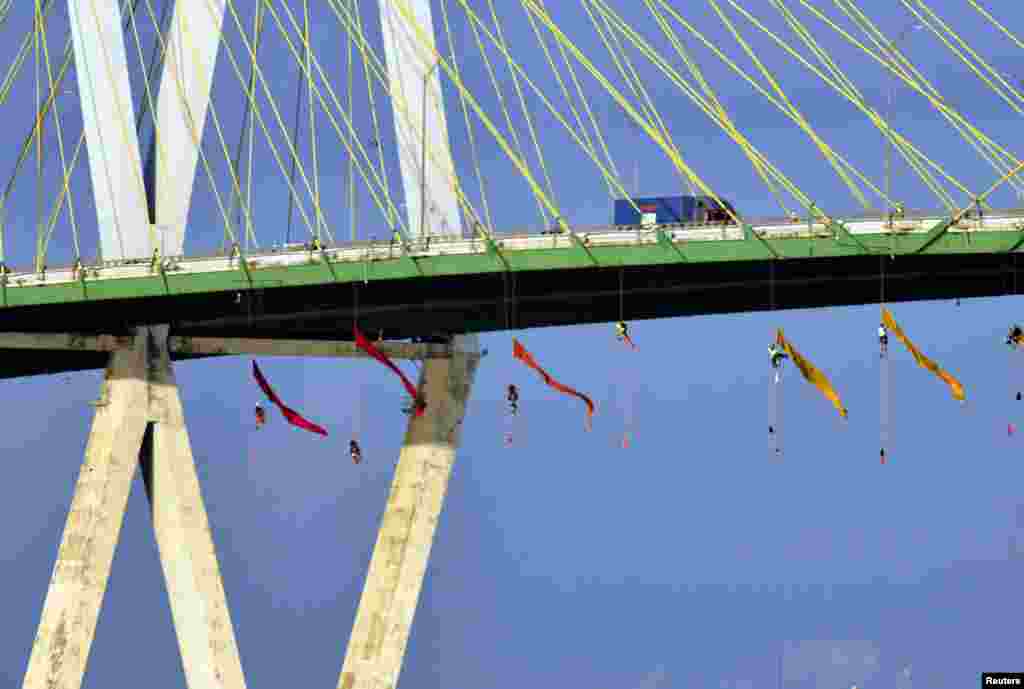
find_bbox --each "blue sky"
[3,1,1024,687]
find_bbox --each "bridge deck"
[0,209,1022,377]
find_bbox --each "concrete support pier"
[338,335,479,689]
[22,328,246,689]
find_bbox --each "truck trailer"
[613,195,737,227]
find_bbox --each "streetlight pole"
[420,59,440,241]
[884,22,923,221]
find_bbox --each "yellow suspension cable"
[345,0,355,240]
[459,0,663,221]
[522,1,609,198]
[544,3,624,194]
[34,0,43,270]
[267,0,461,240]
[833,0,1024,200]
[486,0,561,224]
[388,0,598,228]
[643,0,893,214]
[342,0,395,236]
[967,0,1024,53]
[641,0,794,215]
[379,0,641,228]
[770,0,953,210]
[905,0,1024,115]
[223,0,363,243]
[714,0,870,209]
[303,0,327,244]
[324,0,487,237]
[518,0,742,225]
[723,0,970,211]
[590,0,828,220]
[584,0,692,197]
[463,2,550,227]
[7,0,118,265]
[793,0,1021,186]
[439,0,496,236]
[244,3,262,247]
[38,0,79,262]
[152,0,244,249]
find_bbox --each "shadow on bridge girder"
[0,252,1019,378]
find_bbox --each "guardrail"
[5,208,1024,289]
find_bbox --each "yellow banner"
[881,307,965,401]
[776,329,848,418]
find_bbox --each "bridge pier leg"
[22,328,246,689]
[338,336,479,689]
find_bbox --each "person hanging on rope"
[878,323,889,358]
[615,321,629,341]
[349,439,363,465]
[769,343,788,368]
[769,342,788,384]
[507,384,519,415]
[880,447,886,464]
[401,397,427,416]
[255,405,266,429]
[1007,324,1024,348]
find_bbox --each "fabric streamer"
[882,308,965,402]
[513,338,595,428]
[354,327,425,416]
[252,361,328,436]
[776,329,848,418]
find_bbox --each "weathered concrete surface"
[22,328,246,688]
[141,326,247,688]
[337,335,479,689]
[22,335,150,689]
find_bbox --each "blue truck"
[613,195,737,227]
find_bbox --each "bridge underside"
[0,251,1018,378]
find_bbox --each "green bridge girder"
[0,227,1020,310]
[0,226,1022,379]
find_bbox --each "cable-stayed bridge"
[6,1,1024,687]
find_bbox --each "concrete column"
[141,326,247,689]
[338,336,479,689]
[22,328,246,688]
[22,335,151,689]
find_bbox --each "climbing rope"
[880,257,890,464]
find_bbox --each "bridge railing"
[9,206,1024,286]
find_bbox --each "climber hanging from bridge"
[615,321,637,350]
[507,384,519,415]
[769,342,788,383]
[1007,324,1024,348]
[349,439,363,465]
[354,326,426,417]
[255,405,266,429]
[252,361,328,436]
[879,323,889,358]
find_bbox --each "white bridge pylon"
[337,3,480,689]
[21,328,248,689]
[23,1,480,688]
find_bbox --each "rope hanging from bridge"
[880,259,890,464]
[768,261,783,457]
